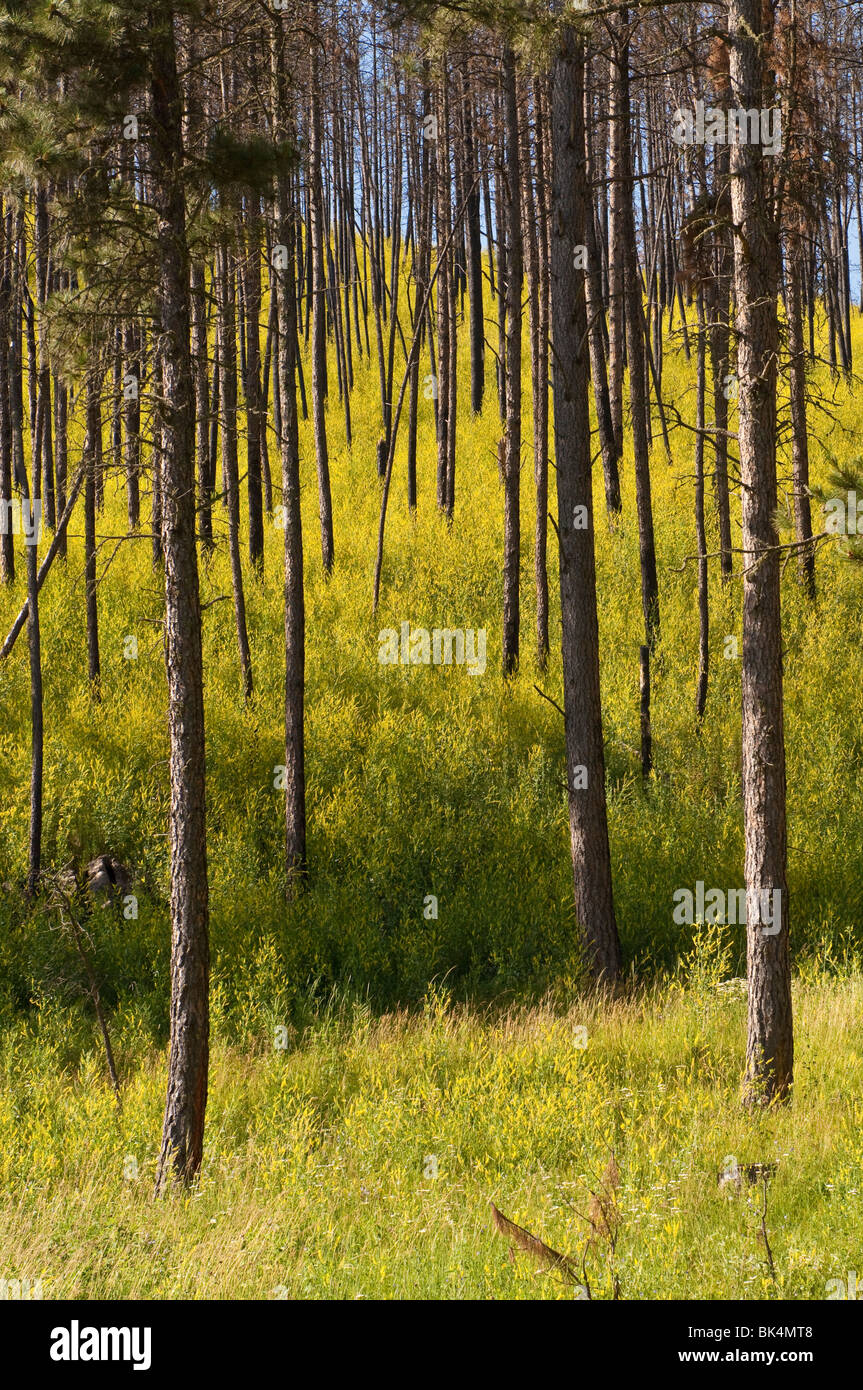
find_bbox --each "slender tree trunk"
[54,371,68,562]
[84,372,101,696]
[216,239,253,700]
[273,41,307,892]
[151,347,164,568]
[502,46,522,677]
[532,77,551,668]
[784,232,815,600]
[709,149,733,581]
[123,321,141,532]
[607,53,625,457]
[34,184,55,532]
[309,25,335,572]
[190,262,212,550]
[435,64,452,512]
[617,17,659,645]
[0,202,14,583]
[695,294,709,721]
[243,202,265,571]
[461,66,484,415]
[583,74,621,516]
[25,486,42,896]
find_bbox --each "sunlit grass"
[1,962,861,1298]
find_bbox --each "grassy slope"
[0,289,861,1297]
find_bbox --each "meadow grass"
[0,293,861,1297]
[1,964,861,1299]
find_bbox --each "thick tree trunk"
[550,27,621,985]
[151,4,210,1192]
[729,0,792,1106]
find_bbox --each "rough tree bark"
[152,2,210,1192]
[550,25,622,985]
[729,0,793,1106]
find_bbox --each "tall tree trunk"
[273,40,307,892]
[54,370,68,563]
[123,321,141,532]
[784,231,815,600]
[708,147,733,581]
[551,26,621,985]
[243,202,265,572]
[583,73,621,516]
[25,484,42,896]
[190,262,212,550]
[216,240,253,700]
[84,372,101,696]
[152,3,210,1192]
[309,23,335,572]
[151,347,164,568]
[461,66,485,415]
[729,0,792,1106]
[0,201,14,583]
[532,77,551,668]
[501,46,522,677]
[695,294,709,721]
[33,184,55,532]
[616,16,659,646]
[435,63,452,512]
[607,53,625,457]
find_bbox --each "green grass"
[1,290,862,1297]
[2,963,862,1299]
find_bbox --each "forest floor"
[1,971,862,1299]
[1,304,862,1297]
